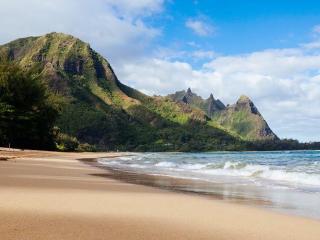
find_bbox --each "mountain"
[212,95,278,140]
[0,32,245,151]
[168,89,278,141]
[168,88,226,117]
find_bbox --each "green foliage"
[0,33,246,152]
[2,33,312,153]
[227,110,252,136]
[246,139,320,151]
[212,105,275,141]
[77,143,97,152]
[0,63,60,149]
[55,132,79,151]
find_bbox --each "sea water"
[99,151,320,219]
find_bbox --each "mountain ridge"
[0,32,246,151]
[167,88,278,140]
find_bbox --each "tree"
[0,63,60,149]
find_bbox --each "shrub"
[55,133,79,151]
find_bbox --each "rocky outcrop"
[167,88,226,117]
[63,57,84,75]
[206,93,226,117]
[235,95,258,114]
[213,95,278,140]
[168,89,278,140]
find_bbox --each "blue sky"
[0,0,320,141]
[153,0,320,57]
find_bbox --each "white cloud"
[118,46,320,141]
[302,24,320,49]
[313,24,320,34]
[0,0,163,65]
[301,41,320,49]
[104,0,164,17]
[0,1,319,141]
[153,48,217,61]
[185,19,215,36]
[192,50,217,59]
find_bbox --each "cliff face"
[0,32,138,106]
[167,88,225,117]
[168,89,278,141]
[207,93,226,117]
[212,95,278,140]
[0,33,243,151]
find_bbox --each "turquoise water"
[99,151,320,219]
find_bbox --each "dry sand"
[1,148,320,240]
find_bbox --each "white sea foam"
[258,169,320,186]
[128,164,147,168]
[180,163,207,170]
[185,162,320,187]
[118,156,134,161]
[155,161,176,167]
[99,151,320,220]
[194,163,269,181]
[100,152,320,188]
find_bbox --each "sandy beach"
[1,148,320,240]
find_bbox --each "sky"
[0,0,320,141]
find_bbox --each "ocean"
[99,151,320,219]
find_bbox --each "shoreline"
[88,156,320,220]
[84,157,275,205]
[1,148,320,240]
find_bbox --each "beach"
[1,148,320,240]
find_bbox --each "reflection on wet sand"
[88,160,275,208]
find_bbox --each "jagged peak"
[236,95,259,115]
[46,32,71,37]
[209,93,214,100]
[45,32,80,40]
[187,87,192,94]
[215,99,226,109]
[40,32,90,49]
[237,95,252,103]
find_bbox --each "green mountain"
[0,32,246,151]
[168,89,278,141]
[212,95,278,140]
[168,88,226,117]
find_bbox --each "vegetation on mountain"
[211,95,278,141]
[167,88,226,117]
[0,33,246,151]
[0,33,318,151]
[168,89,277,141]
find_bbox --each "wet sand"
[1,148,320,240]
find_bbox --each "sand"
[0,148,320,240]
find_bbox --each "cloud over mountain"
[119,44,320,141]
[0,1,319,141]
